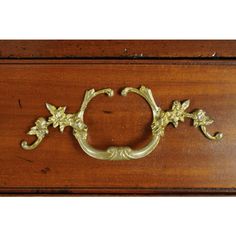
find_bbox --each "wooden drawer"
[0,41,235,195]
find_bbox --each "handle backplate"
[21,86,223,160]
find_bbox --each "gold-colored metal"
[21,86,223,160]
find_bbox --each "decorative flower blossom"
[192,109,214,127]
[169,100,190,127]
[46,103,68,132]
[28,117,48,138]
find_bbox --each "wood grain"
[0,58,235,194]
[1,40,236,59]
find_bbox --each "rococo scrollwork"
[21,86,223,160]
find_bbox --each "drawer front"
[0,49,235,194]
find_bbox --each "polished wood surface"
[0,54,235,194]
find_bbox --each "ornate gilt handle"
[21,86,223,160]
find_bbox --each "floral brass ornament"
[21,86,223,160]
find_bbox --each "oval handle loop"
[74,86,161,160]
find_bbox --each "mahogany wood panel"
[1,40,236,59]
[0,58,235,195]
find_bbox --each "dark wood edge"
[1,40,236,59]
[0,187,236,196]
[1,59,236,66]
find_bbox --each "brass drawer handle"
[21,86,223,160]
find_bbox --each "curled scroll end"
[214,132,223,140]
[21,138,43,150]
[121,87,142,96]
[93,88,114,98]
[121,87,130,96]
[105,88,114,97]
[200,126,223,141]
